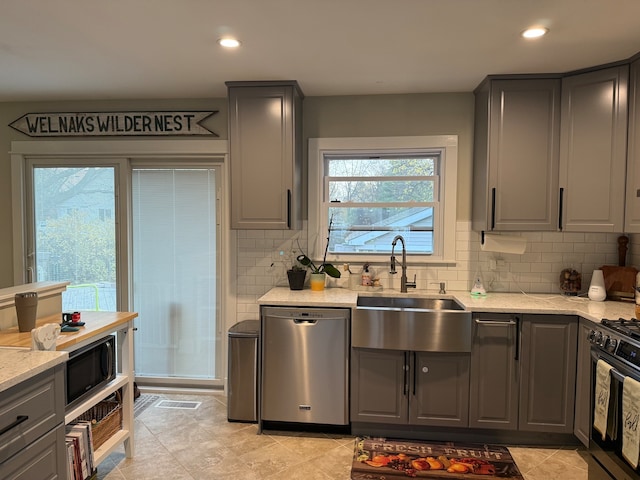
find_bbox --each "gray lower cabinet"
[469,313,578,434]
[0,425,64,480]
[519,314,578,433]
[351,348,469,427]
[574,317,594,446]
[351,349,406,424]
[469,313,519,430]
[411,352,469,427]
[0,364,65,479]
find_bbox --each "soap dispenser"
[470,270,487,297]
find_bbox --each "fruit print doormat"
[351,437,524,479]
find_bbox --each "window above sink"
[308,136,458,265]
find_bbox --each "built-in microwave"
[66,334,116,408]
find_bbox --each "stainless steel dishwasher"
[261,306,350,426]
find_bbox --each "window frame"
[308,136,458,264]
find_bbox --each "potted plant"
[296,216,341,291]
[286,263,307,290]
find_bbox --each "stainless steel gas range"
[588,318,640,479]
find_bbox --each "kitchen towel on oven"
[607,377,619,441]
[594,359,613,440]
[622,376,640,469]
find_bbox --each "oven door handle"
[591,351,626,382]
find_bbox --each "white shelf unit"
[63,320,135,474]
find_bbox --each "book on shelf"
[66,421,97,480]
[74,421,95,472]
[65,439,76,480]
[65,435,83,480]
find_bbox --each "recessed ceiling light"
[522,27,548,39]
[218,38,241,48]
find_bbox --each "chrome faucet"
[390,235,416,293]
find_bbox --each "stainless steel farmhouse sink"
[352,296,472,352]
[356,295,465,311]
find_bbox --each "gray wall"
[303,93,474,220]
[0,92,474,288]
[0,98,228,288]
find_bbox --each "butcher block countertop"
[0,311,138,350]
[258,287,636,324]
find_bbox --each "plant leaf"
[323,264,341,278]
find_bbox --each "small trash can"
[227,319,260,422]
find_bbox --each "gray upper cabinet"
[559,66,629,232]
[227,81,303,230]
[519,314,578,433]
[469,313,519,430]
[625,59,640,232]
[472,78,561,231]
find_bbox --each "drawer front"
[0,423,65,480]
[0,365,64,464]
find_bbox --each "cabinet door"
[574,318,595,446]
[519,314,578,433]
[559,66,628,232]
[472,78,561,231]
[227,82,302,229]
[626,59,640,232]
[0,424,65,480]
[411,352,469,427]
[351,348,407,424]
[0,365,64,464]
[469,314,519,430]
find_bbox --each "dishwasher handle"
[266,313,346,321]
[293,319,317,325]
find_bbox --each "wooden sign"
[9,111,218,137]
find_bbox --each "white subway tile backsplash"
[563,232,585,242]
[552,242,574,253]
[542,232,564,242]
[530,263,553,273]
[574,242,596,253]
[237,238,257,248]
[541,252,564,263]
[232,221,636,323]
[243,231,265,240]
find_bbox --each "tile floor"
[97,393,590,480]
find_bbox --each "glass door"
[132,167,221,385]
[29,164,118,311]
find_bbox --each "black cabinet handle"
[287,189,292,229]
[0,415,28,436]
[491,188,496,230]
[412,352,417,396]
[515,316,521,361]
[403,352,409,396]
[558,187,564,231]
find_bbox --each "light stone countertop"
[257,287,637,324]
[0,347,68,393]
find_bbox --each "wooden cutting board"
[602,265,637,301]
[601,236,637,301]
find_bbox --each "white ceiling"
[2,0,640,102]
